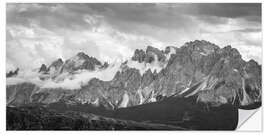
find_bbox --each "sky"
[6,3,262,72]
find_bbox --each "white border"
[1,0,268,135]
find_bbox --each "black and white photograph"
[5,3,262,131]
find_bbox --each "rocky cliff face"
[61,52,102,73]
[6,40,261,110]
[38,52,109,81]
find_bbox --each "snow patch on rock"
[119,91,129,108]
[200,52,207,56]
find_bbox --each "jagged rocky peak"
[77,51,89,58]
[101,62,109,69]
[61,52,102,73]
[49,58,63,69]
[38,64,48,73]
[75,52,105,68]
[244,59,261,88]
[37,52,108,79]
[131,49,146,63]
[38,58,63,74]
[246,59,260,69]
[145,46,166,63]
[219,45,241,59]
[183,40,220,55]
[6,68,19,78]
[131,46,168,63]
[164,46,177,54]
[76,52,101,64]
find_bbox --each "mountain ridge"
[6,40,262,110]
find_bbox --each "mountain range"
[6,40,262,130]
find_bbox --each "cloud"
[6,62,122,89]
[6,69,43,86]
[6,3,262,72]
[192,3,261,19]
[7,4,96,30]
[40,63,122,89]
[6,24,64,70]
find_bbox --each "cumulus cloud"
[6,3,262,73]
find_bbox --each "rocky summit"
[6,68,19,78]
[6,40,261,130]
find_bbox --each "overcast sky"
[6,3,262,71]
